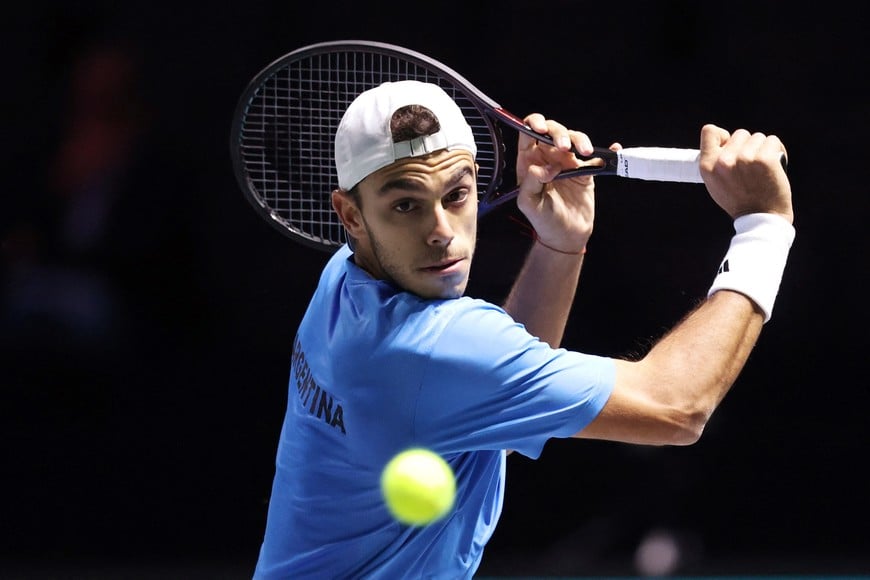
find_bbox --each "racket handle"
[615,147,703,183]
[479,146,788,217]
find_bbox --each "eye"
[393,199,418,213]
[444,189,470,206]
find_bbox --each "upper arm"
[416,301,613,457]
[574,359,705,446]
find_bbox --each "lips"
[421,258,464,272]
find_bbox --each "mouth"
[420,257,465,274]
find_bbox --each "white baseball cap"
[334,80,477,190]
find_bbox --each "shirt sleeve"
[414,299,615,459]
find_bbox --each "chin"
[412,278,468,300]
[437,279,469,299]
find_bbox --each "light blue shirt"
[254,245,615,579]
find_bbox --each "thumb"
[517,163,557,203]
[699,124,730,172]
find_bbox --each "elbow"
[669,425,703,446]
[666,405,713,446]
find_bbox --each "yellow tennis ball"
[380,448,456,526]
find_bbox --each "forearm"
[502,242,584,348]
[636,213,794,431]
[639,290,763,418]
[584,290,763,446]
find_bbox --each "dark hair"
[390,105,440,142]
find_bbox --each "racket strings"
[238,48,501,248]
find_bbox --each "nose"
[427,205,455,246]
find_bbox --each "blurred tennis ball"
[380,448,456,526]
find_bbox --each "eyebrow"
[377,165,474,195]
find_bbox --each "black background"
[2,1,868,577]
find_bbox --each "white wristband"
[707,213,795,323]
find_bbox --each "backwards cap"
[334,80,477,190]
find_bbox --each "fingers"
[522,113,594,157]
[759,133,787,169]
[516,114,597,215]
[699,124,731,173]
[698,124,793,221]
[516,163,558,201]
[716,129,753,171]
[701,125,786,174]
[700,123,732,149]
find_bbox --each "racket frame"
[231,40,645,249]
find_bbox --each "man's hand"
[514,114,598,254]
[699,124,793,224]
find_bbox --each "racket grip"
[615,147,703,183]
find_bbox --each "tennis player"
[252,80,794,578]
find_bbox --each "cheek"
[361,208,400,239]
[372,218,415,247]
[459,211,477,240]
[363,214,418,264]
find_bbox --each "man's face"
[348,149,478,299]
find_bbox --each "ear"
[331,189,365,239]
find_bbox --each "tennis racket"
[230,40,707,253]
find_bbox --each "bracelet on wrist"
[534,234,586,255]
[506,214,587,255]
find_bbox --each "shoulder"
[393,296,509,351]
[435,297,529,343]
